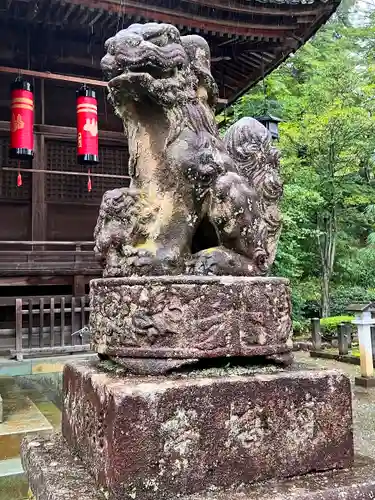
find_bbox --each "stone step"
[21,434,375,500]
[0,457,23,477]
[0,381,53,461]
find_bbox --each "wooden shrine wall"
[45,139,128,241]
[0,72,129,245]
[0,134,32,241]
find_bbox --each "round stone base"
[90,275,292,369]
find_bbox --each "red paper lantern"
[9,78,34,160]
[76,84,99,166]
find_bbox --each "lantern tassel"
[87,169,92,192]
[17,162,22,187]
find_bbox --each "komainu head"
[101,23,217,108]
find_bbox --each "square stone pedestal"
[61,361,353,500]
[21,435,375,500]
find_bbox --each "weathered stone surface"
[21,433,375,500]
[62,361,353,500]
[112,356,199,375]
[90,275,292,364]
[95,23,283,277]
[186,456,375,500]
[20,433,375,500]
[21,433,105,500]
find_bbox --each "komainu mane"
[95,22,282,276]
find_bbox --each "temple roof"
[1,0,340,109]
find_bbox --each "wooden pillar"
[31,133,46,243]
[73,243,86,297]
[15,298,24,361]
[31,80,47,244]
[73,276,86,297]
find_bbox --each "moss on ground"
[0,474,29,500]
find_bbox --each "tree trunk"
[317,207,336,318]
[321,271,330,318]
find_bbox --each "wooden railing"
[0,295,92,360]
[0,241,101,275]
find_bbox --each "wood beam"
[63,3,77,22]
[0,65,108,88]
[0,67,228,104]
[222,63,249,81]
[236,55,260,69]
[89,10,104,26]
[248,51,275,63]
[241,53,265,68]
[49,0,298,36]
[215,40,280,59]
[3,166,130,180]
[80,7,93,25]
[55,56,101,69]
[0,121,125,143]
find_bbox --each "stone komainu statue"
[95,23,282,277]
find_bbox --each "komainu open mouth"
[126,64,180,80]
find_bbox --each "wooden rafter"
[180,0,331,17]
[1,0,340,109]
[31,0,300,36]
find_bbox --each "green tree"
[222,14,375,317]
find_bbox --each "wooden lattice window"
[45,140,129,202]
[0,135,32,200]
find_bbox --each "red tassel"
[17,162,22,187]
[87,169,92,192]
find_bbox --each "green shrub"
[329,286,375,316]
[320,315,355,334]
[291,279,321,321]
[292,284,375,321]
[292,319,310,336]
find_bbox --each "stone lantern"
[255,114,281,140]
[347,302,375,387]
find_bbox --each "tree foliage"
[220,9,375,318]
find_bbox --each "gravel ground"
[294,351,375,460]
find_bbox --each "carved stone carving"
[95,22,282,277]
[90,275,292,370]
[89,22,290,372]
